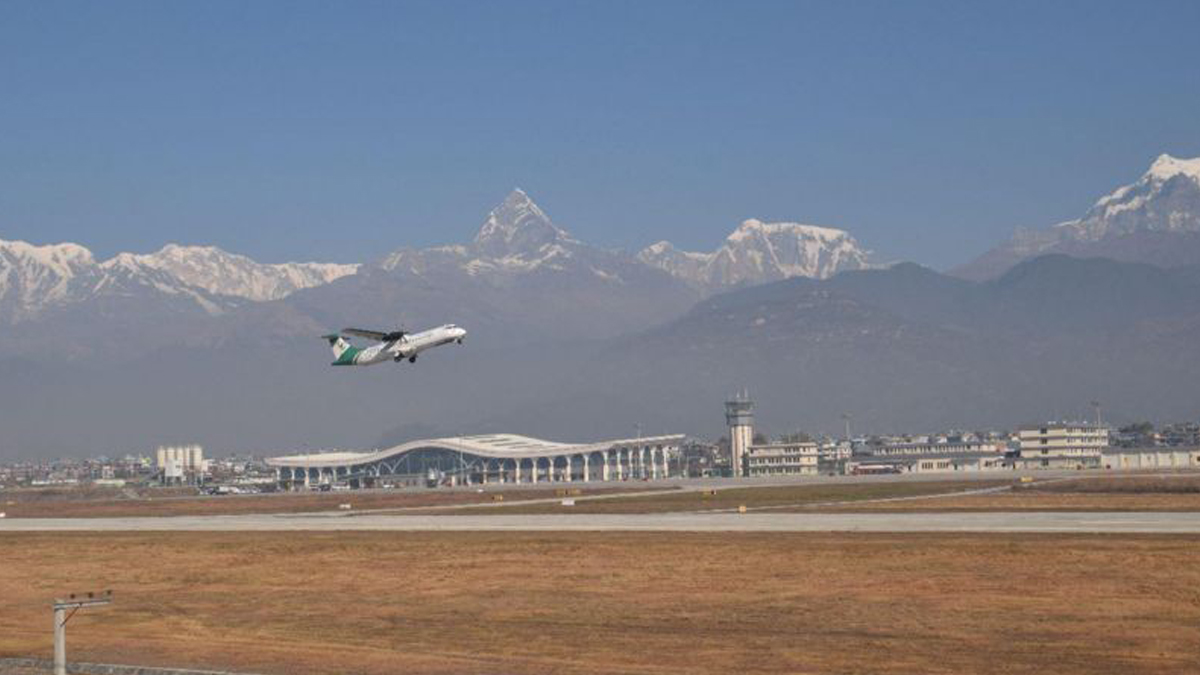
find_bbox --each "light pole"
[52,590,113,675]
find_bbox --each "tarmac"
[3,511,1200,533]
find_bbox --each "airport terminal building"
[266,433,685,488]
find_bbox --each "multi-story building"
[745,441,820,477]
[817,440,852,474]
[1016,423,1108,469]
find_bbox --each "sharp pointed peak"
[485,186,545,214]
[496,186,544,213]
[474,187,571,254]
[494,186,531,202]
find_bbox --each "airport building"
[266,433,684,489]
[745,441,820,477]
[1015,423,1108,470]
[725,395,850,477]
[848,453,1009,475]
[1102,447,1200,470]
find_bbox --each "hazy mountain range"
[2,155,1199,458]
[0,189,871,335]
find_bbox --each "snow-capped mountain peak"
[1146,153,1200,183]
[954,153,1200,280]
[1,239,95,265]
[0,239,100,320]
[124,244,358,302]
[380,189,689,287]
[726,218,850,244]
[1062,153,1200,242]
[641,241,674,257]
[473,188,576,258]
[0,238,358,323]
[639,218,872,293]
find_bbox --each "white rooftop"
[266,433,684,468]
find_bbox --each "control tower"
[725,392,754,478]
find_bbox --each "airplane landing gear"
[409,355,417,363]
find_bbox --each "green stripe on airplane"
[332,345,362,366]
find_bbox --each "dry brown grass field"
[3,532,1198,675]
[426,480,1012,515]
[819,492,1200,512]
[818,474,1200,512]
[1028,474,1200,493]
[0,485,664,519]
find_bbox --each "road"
[3,511,1200,533]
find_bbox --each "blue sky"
[2,0,1199,268]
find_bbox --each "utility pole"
[53,590,113,675]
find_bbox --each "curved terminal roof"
[266,433,685,468]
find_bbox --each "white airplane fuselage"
[328,324,466,366]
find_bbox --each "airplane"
[322,324,467,366]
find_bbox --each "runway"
[3,511,1200,533]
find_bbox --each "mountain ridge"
[6,176,1200,457]
[639,218,872,292]
[2,189,881,329]
[0,238,359,323]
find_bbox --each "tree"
[1118,422,1154,436]
[778,431,813,444]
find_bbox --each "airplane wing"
[342,328,407,342]
[342,328,390,341]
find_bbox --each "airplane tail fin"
[322,334,358,365]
